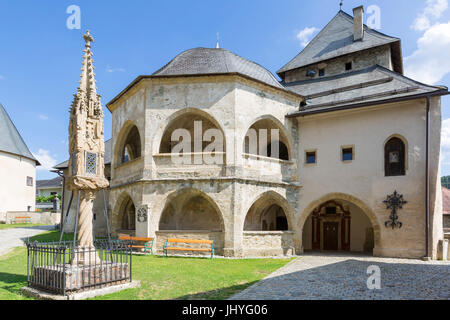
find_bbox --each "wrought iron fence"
[26,240,132,296]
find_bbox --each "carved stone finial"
[83,30,94,47]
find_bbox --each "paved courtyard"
[230,252,450,300]
[0,226,54,257]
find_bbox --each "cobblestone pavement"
[0,226,55,257]
[230,252,450,300]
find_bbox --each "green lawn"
[0,230,293,300]
[0,224,45,230]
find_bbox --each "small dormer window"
[345,62,353,71]
[306,70,316,77]
[319,68,325,77]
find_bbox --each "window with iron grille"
[26,176,33,187]
[85,152,97,175]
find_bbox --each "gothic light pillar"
[67,30,109,265]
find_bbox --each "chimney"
[353,6,364,41]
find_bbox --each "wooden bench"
[13,216,31,224]
[117,235,154,255]
[163,238,214,259]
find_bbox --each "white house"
[0,103,40,215]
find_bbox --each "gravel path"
[230,252,450,300]
[0,226,55,257]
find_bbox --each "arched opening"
[115,194,136,235]
[159,194,223,231]
[244,117,291,161]
[302,199,375,254]
[115,123,142,166]
[159,111,225,154]
[244,197,290,231]
[158,189,225,255]
[385,136,406,176]
[242,192,294,256]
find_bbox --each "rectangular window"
[26,176,33,187]
[319,68,325,77]
[345,62,352,71]
[306,151,316,164]
[342,147,353,161]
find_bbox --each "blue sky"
[1,0,450,180]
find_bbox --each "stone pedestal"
[33,262,129,293]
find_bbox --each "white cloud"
[296,27,318,47]
[38,114,49,120]
[106,66,126,73]
[412,0,448,31]
[405,0,450,84]
[405,21,450,84]
[33,149,58,171]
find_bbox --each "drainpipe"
[425,96,431,259]
[56,170,66,232]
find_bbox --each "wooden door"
[323,222,338,250]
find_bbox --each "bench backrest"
[118,236,154,242]
[167,238,213,245]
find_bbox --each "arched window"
[244,118,291,161]
[385,137,405,176]
[119,126,141,165]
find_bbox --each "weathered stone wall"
[284,45,392,83]
[242,231,295,256]
[2,212,60,225]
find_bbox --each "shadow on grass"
[0,272,27,297]
[25,230,74,243]
[174,281,259,300]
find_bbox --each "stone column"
[72,189,99,265]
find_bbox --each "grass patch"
[0,230,293,300]
[0,224,46,231]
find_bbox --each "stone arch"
[243,115,293,161]
[383,133,409,173]
[298,193,381,249]
[114,120,142,167]
[243,190,295,231]
[112,191,138,235]
[158,188,226,232]
[156,108,226,155]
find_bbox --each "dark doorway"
[276,216,288,231]
[323,222,338,250]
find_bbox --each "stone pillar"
[77,190,96,247]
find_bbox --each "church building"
[56,6,449,259]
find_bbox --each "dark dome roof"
[153,47,284,89]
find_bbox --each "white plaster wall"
[0,152,36,213]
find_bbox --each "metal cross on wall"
[383,191,407,229]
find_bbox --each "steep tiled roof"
[54,138,112,169]
[36,177,63,189]
[0,103,39,164]
[277,10,401,75]
[285,65,448,116]
[153,47,285,89]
